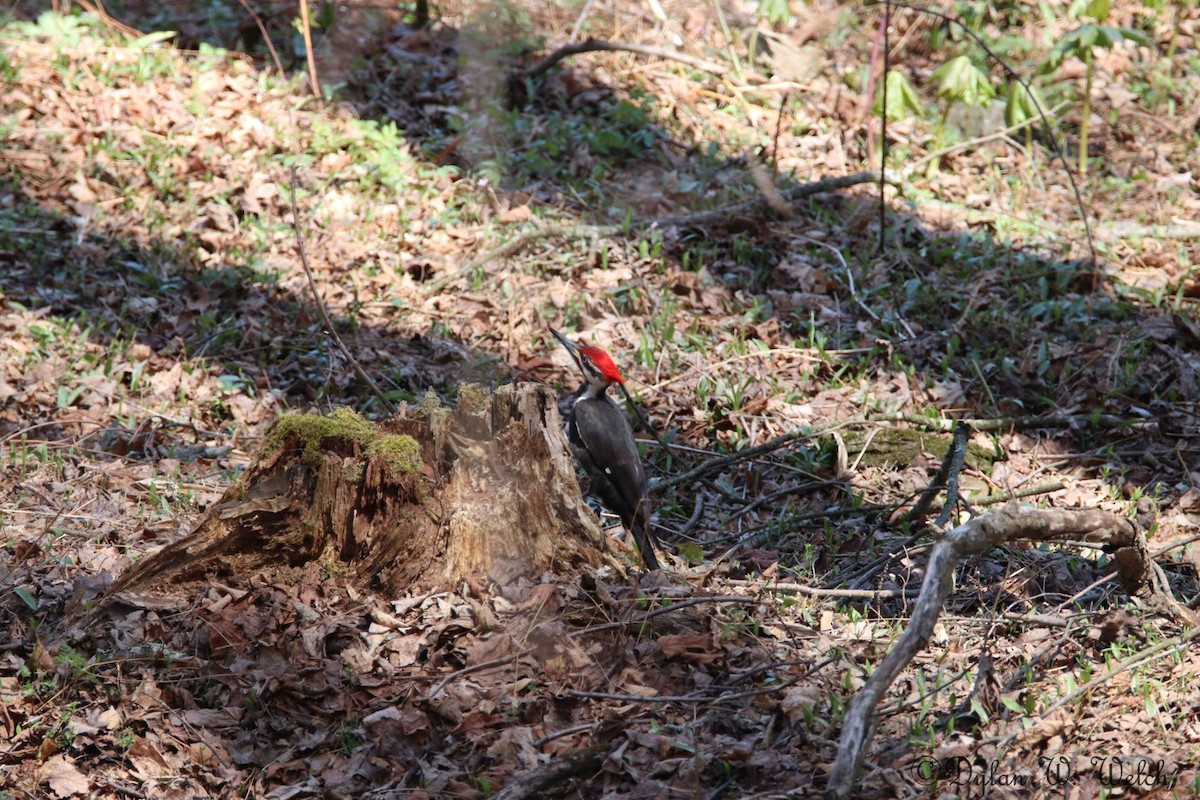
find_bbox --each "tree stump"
[103,384,610,603]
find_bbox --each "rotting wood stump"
[103,383,611,602]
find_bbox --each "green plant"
[1004,80,1048,151]
[876,70,924,122]
[1039,0,1149,176]
[928,55,996,174]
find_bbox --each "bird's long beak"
[550,327,588,377]
[550,327,580,355]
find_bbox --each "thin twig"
[428,648,535,697]
[708,0,742,81]
[649,428,811,495]
[878,0,890,255]
[678,493,705,537]
[933,421,970,528]
[973,481,1064,507]
[235,0,285,76]
[297,0,321,97]
[522,38,730,82]
[568,0,597,42]
[903,102,1071,174]
[797,233,914,338]
[72,0,142,37]
[770,92,788,175]
[287,169,396,414]
[568,656,836,706]
[724,580,919,600]
[1000,628,1200,747]
[881,411,1150,433]
[731,480,838,520]
[533,722,597,748]
[569,595,759,638]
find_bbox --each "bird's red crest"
[578,345,625,383]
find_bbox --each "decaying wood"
[97,384,609,608]
[824,504,1175,800]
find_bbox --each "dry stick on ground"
[428,171,883,291]
[723,579,919,600]
[650,427,811,496]
[883,411,1151,433]
[521,38,731,82]
[73,0,142,37]
[899,419,970,528]
[824,504,1171,800]
[567,656,835,706]
[844,422,974,592]
[288,169,396,415]
[932,421,972,527]
[974,480,1064,507]
[569,594,759,637]
[997,627,1200,752]
[902,102,1071,175]
[876,0,890,254]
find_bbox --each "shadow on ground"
[3,5,1200,798]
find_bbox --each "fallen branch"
[650,428,811,495]
[658,170,885,231]
[974,480,1065,507]
[521,38,731,82]
[824,504,1165,800]
[723,580,918,600]
[901,101,1071,175]
[1004,627,1200,748]
[884,411,1152,433]
[1096,220,1200,241]
[900,420,969,527]
[569,594,759,638]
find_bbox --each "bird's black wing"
[572,398,646,507]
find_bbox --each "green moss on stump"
[265,407,421,475]
[367,434,421,475]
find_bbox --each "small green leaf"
[57,384,86,409]
[875,70,924,121]
[758,0,792,27]
[316,1,337,29]
[1044,23,1149,72]
[1085,0,1111,21]
[15,587,37,611]
[933,56,995,107]
[127,30,177,48]
[677,542,704,566]
[1004,82,1047,127]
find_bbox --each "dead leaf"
[40,756,89,798]
[658,633,721,665]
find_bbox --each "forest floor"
[2,0,1200,797]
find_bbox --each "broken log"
[101,383,611,604]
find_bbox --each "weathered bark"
[102,384,608,604]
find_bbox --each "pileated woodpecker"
[550,328,661,571]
